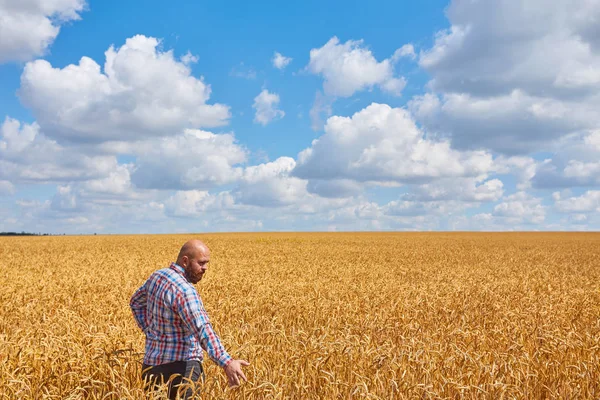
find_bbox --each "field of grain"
[1,232,599,399]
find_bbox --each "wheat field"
[0,232,599,399]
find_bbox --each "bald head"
[176,239,211,284]
[177,239,210,262]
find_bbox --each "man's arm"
[177,290,250,387]
[130,284,148,332]
[176,290,232,367]
[198,321,250,387]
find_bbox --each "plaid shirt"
[130,262,232,368]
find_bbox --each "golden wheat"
[0,232,599,399]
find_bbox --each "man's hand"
[224,359,250,387]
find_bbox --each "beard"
[185,270,202,284]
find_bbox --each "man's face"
[183,248,210,284]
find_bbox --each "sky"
[0,0,599,234]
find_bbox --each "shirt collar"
[169,262,186,277]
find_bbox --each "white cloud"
[227,157,359,215]
[585,131,600,150]
[392,44,416,61]
[419,0,600,97]
[330,201,384,221]
[413,0,600,155]
[382,200,428,217]
[494,156,538,190]
[0,117,118,183]
[322,198,458,231]
[272,52,292,69]
[297,175,505,230]
[384,199,476,221]
[0,0,86,63]
[164,190,236,218]
[294,103,493,184]
[409,91,599,154]
[130,129,247,190]
[493,192,546,224]
[234,157,307,207]
[308,37,407,97]
[19,35,230,143]
[9,184,167,234]
[180,51,198,65]
[306,37,409,131]
[406,177,504,203]
[554,190,600,213]
[563,160,600,180]
[1,121,247,198]
[5,0,600,233]
[531,131,600,188]
[253,89,285,126]
[161,190,265,232]
[81,164,133,195]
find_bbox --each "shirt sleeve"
[130,283,148,333]
[176,289,232,368]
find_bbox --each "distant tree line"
[0,232,51,236]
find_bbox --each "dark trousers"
[142,360,204,399]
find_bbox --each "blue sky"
[1,0,599,233]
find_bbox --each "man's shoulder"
[148,267,193,293]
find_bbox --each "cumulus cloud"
[564,161,600,180]
[19,35,230,143]
[531,131,600,188]
[234,157,307,207]
[419,0,600,97]
[9,183,168,234]
[365,177,504,225]
[226,157,360,216]
[494,156,538,190]
[409,91,599,154]
[0,117,118,183]
[413,0,600,155]
[253,89,285,126]
[492,192,546,224]
[180,51,198,65]
[294,103,493,184]
[323,198,458,231]
[0,0,86,63]
[405,177,504,203]
[554,190,600,213]
[130,129,247,190]
[81,164,133,195]
[272,52,292,69]
[392,44,416,61]
[308,37,407,97]
[328,201,384,222]
[585,131,600,150]
[306,36,408,131]
[383,199,475,220]
[6,0,600,233]
[164,190,236,218]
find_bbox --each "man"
[130,239,249,399]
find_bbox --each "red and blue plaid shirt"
[130,262,232,368]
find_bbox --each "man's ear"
[182,255,188,267]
